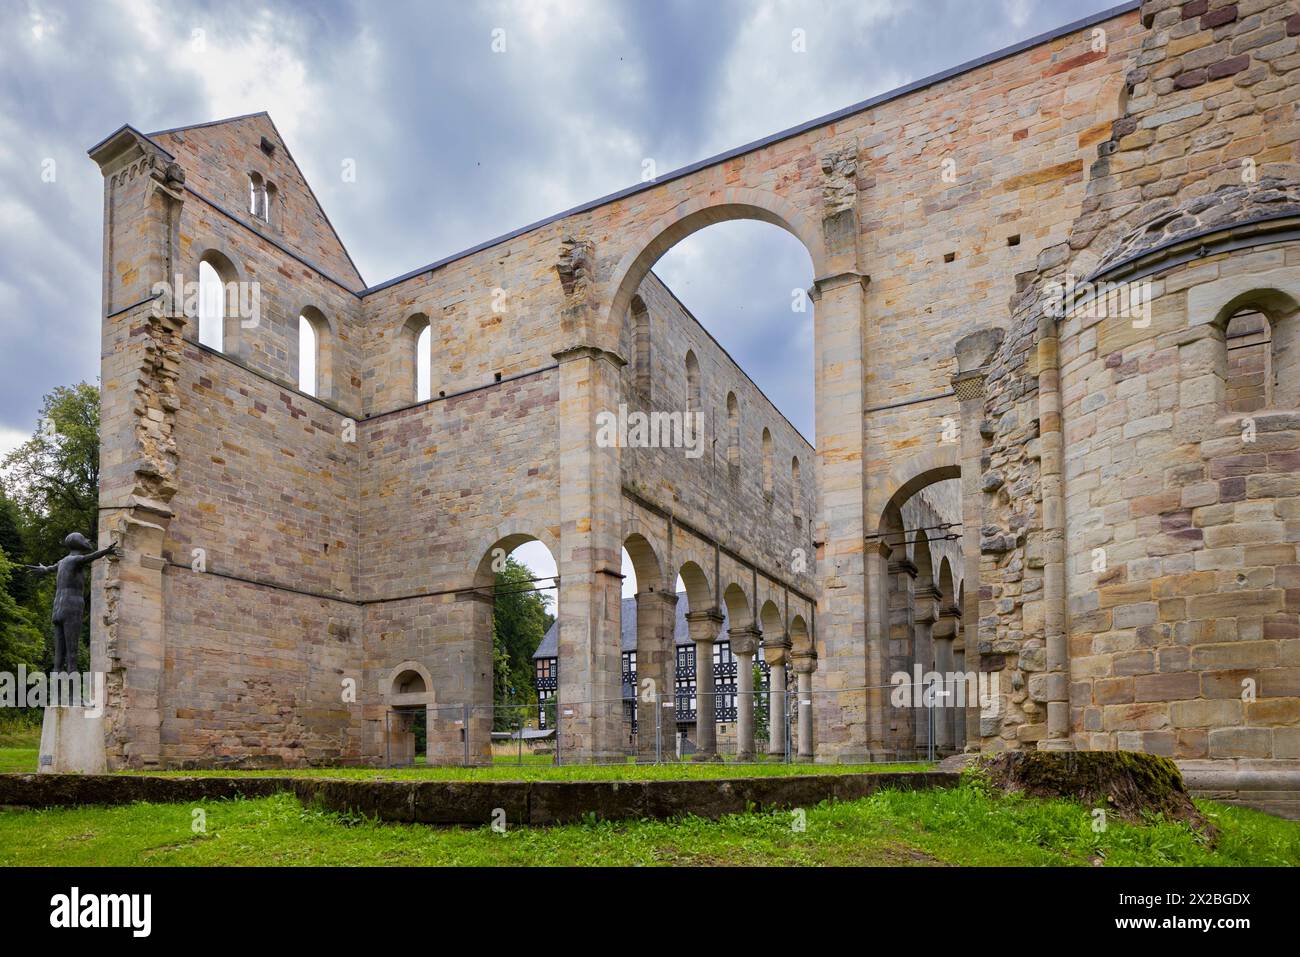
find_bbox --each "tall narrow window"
[685,350,701,414]
[401,313,432,403]
[1225,309,1271,413]
[198,260,225,351]
[248,172,266,220]
[726,392,740,479]
[417,325,432,402]
[263,181,277,225]
[762,428,773,500]
[632,296,651,396]
[791,455,803,530]
[298,315,318,396]
[297,307,332,399]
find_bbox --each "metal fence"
[383,681,982,767]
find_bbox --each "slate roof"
[533,592,731,659]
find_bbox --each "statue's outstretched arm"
[22,562,56,576]
[83,540,119,564]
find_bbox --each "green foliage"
[1,382,100,561]
[491,556,554,729]
[0,548,43,677]
[0,382,103,676]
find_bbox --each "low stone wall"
[0,771,957,826]
[1178,761,1300,822]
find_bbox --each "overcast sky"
[0,0,1117,472]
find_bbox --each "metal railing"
[383,681,985,768]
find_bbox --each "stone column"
[864,542,891,756]
[912,583,939,754]
[764,634,791,759]
[686,609,724,760]
[952,328,1002,749]
[552,237,626,763]
[886,553,917,755]
[792,651,818,761]
[1035,315,1071,750]
[932,607,960,753]
[809,139,870,763]
[634,590,677,762]
[953,626,967,751]
[729,626,761,761]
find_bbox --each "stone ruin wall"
[977,0,1300,772]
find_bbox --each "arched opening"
[631,295,651,398]
[400,313,432,403]
[791,455,803,532]
[1224,309,1271,413]
[619,532,669,760]
[297,306,332,399]
[196,251,241,354]
[675,560,720,759]
[761,428,774,500]
[726,392,740,481]
[1213,287,1300,412]
[464,535,558,765]
[383,661,434,768]
[248,171,265,219]
[871,464,963,760]
[685,349,701,415]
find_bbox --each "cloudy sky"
[0,0,1116,468]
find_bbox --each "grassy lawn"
[0,781,1295,866]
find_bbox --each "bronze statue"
[25,533,117,676]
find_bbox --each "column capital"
[635,589,679,608]
[791,650,818,675]
[728,626,761,657]
[685,608,724,644]
[809,270,870,300]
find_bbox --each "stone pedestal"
[38,706,106,774]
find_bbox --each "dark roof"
[533,592,731,659]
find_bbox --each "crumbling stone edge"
[0,771,959,826]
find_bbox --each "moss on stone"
[975,750,1216,841]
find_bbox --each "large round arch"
[602,190,828,343]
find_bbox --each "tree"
[491,556,554,730]
[1,382,102,674]
[1,382,100,563]
[0,547,44,678]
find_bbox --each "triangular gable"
[150,112,365,289]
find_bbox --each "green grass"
[1,780,1295,866]
[0,748,38,773]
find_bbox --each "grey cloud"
[0,0,1116,444]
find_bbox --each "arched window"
[726,392,740,479]
[248,172,268,221]
[631,296,651,397]
[1216,290,1300,412]
[1225,309,1271,413]
[791,455,803,530]
[762,428,773,500]
[198,260,225,351]
[297,307,332,399]
[685,350,701,415]
[196,251,240,354]
[401,313,432,403]
[263,181,277,226]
